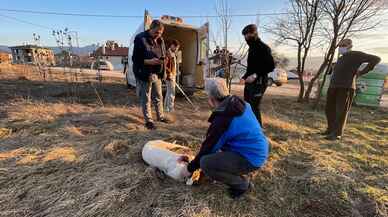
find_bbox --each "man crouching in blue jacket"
[179,78,269,199]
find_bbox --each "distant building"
[0,51,12,64]
[55,50,80,67]
[92,41,128,71]
[10,45,55,66]
[79,55,94,68]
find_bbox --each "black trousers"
[244,82,267,126]
[200,152,257,191]
[325,87,355,136]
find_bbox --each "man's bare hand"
[245,74,257,83]
[239,79,245,85]
[180,166,192,178]
[145,58,162,66]
[178,155,190,163]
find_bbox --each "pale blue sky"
[0,0,288,46]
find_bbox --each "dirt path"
[233,80,388,108]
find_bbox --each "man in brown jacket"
[164,39,180,112]
[324,39,381,140]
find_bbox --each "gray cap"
[205,78,229,100]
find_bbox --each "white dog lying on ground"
[142,140,196,183]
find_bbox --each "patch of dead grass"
[0,146,77,165]
[8,102,88,123]
[43,147,77,162]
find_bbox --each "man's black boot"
[145,122,157,130]
[325,134,342,141]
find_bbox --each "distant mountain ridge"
[1,44,324,70]
[0,44,98,55]
[0,46,11,53]
[49,45,98,55]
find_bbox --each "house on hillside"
[0,51,12,64]
[91,41,128,71]
[55,50,80,67]
[79,55,94,69]
[10,45,55,66]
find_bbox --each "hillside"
[0,46,11,53]
[0,45,98,55]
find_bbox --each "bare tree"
[269,0,322,102]
[273,52,291,69]
[304,0,383,104]
[52,28,80,100]
[215,0,233,90]
[229,40,249,88]
[32,33,48,80]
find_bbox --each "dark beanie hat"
[242,24,257,35]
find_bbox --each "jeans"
[200,152,258,191]
[164,78,176,112]
[137,78,164,123]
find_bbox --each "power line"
[0,8,143,18]
[179,12,290,18]
[1,8,386,44]
[0,8,290,18]
[0,13,53,30]
[2,11,387,32]
[0,6,386,19]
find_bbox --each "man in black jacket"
[132,20,169,130]
[324,39,381,140]
[240,24,275,126]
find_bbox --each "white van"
[125,11,210,92]
[268,68,288,86]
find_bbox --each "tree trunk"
[299,44,311,103]
[313,69,329,109]
[303,60,327,102]
[304,41,337,102]
[227,62,232,92]
[313,51,336,108]
[296,46,305,102]
[298,76,305,102]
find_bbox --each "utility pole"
[95,42,102,83]
[32,33,47,80]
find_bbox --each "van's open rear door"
[197,22,209,64]
[144,10,152,31]
[195,22,209,87]
[125,10,153,88]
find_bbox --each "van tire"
[267,78,274,86]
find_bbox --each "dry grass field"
[0,64,387,217]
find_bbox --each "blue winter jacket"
[187,95,269,172]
